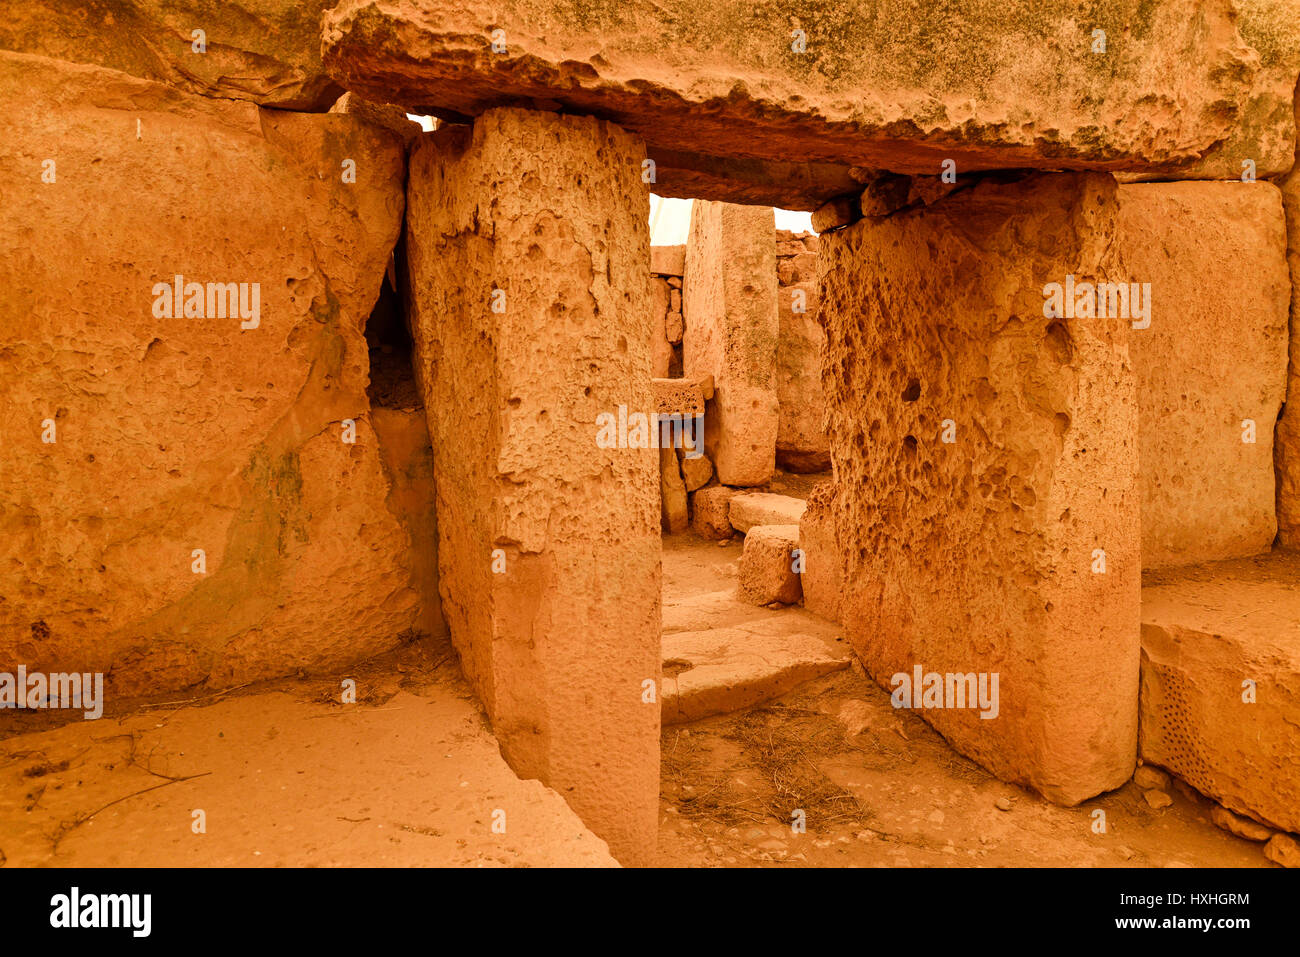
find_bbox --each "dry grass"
[662,703,871,830]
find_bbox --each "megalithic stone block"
[683,201,778,487]
[321,0,1291,205]
[1276,95,1300,546]
[819,172,1141,805]
[1120,182,1289,569]
[0,51,426,696]
[404,107,661,865]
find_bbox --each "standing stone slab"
[820,172,1141,805]
[1121,182,1289,569]
[683,201,778,487]
[1277,97,1300,546]
[0,51,425,696]
[775,230,829,472]
[405,108,661,865]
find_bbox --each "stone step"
[1140,549,1300,834]
[729,492,807,533]
[661,625,850,725]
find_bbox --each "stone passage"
[683,201,779,487]
[1122,182,1290,569]
[404,107,661,865]
[819,172,1141,805]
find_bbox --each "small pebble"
[995,797,1013,811]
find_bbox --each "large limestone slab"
[799,484,843,624]
[1140,552,1300,834]
[1277,98,1300,546]
[683,201,778,486]
[405,108,661,865]
[1122,182,1289,569]
[775,230,829,472]
[820,172,1141,805]
[0,52,425,696]
[0,685,618,867]
[0,0,341,110]
[729,492,807,533]
[322,0,1282,207]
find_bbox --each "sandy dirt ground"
[0,639,614,868]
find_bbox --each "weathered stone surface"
[322,0,1280,207]
[737,525,803,606]
[660,447,689,534]
[729,492,807,533]
[1122,182,1289,569]
[665,310,684,345]
[1126,0,1300,181]
[1277,97,1300,545]
[0,51,428,695]
[691,485,739,539]
[651,277,673,377]
[661,628,848,724]
[1210,804,1274,841]
[651,245,685,276]
[678,448,713,492]
[821,172,1140,805]
[1140,551,1300,834]
[371,406,448,640]
[684,201,778,486]
[648,149,863,210]
[1265,833,1300,867]
[776,233,829,473]
[0,0,341,110]
[651,378,704,416]
[404,107,660,865]
[330,92,425,146]
[799,484,842,623]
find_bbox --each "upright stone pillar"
[819,173,1141,805]
[683,201,779,486]
[405,109,661,865]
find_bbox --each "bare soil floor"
[654,533,1270,868]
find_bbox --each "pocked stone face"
[322,0,1290,208]
[819,172,1141,806]
[0,0,342,110]
[0,51,424,695]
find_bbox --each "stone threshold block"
[661,627,849,725]
[1140,550,1300,835]
[729,492,806,533]
[1121,182,1289,570]
[405,107,661,865]
[820,171,1140,805]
